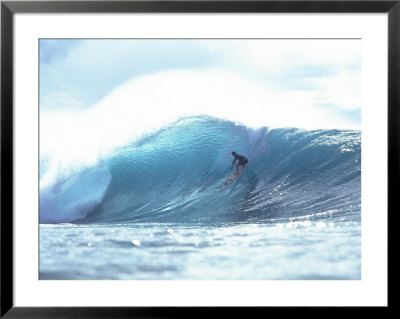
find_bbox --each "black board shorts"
[238,158,248,166]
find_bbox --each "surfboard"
[223,166,246,186]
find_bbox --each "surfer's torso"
[234,154,248,165]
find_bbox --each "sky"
[39,39,361,129]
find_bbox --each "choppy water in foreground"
[40,220,360,280]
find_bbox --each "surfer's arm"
[230,159,236,169]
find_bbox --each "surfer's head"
[232,151,236,156]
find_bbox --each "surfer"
[230,151,248,176]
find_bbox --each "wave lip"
[39,116,361,224]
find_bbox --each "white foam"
[40,69,360,188]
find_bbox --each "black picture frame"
[1,0,396,317]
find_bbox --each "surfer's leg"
[235,164,240,176]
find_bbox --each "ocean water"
[39,116,361,280]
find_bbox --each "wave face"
[39,116,361,224]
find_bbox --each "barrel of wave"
[39,164,112,223]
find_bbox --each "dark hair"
[232,151,236,155]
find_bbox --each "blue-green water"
[40,117,361,280]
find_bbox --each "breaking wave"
[39,116,361,224]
